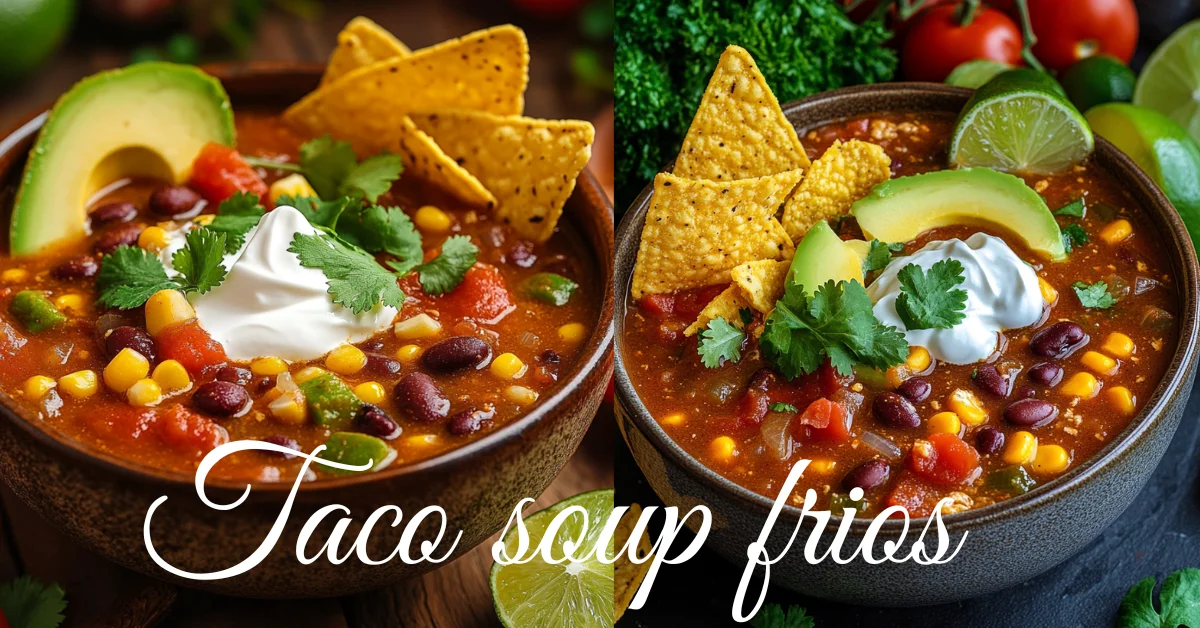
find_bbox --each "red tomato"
[431,263,514,322]
[901,5,1022,82]
[909,432,982,485]
[800,398,852,443]
[886,473,940,517]
[156,320,229,375]
[158,405,229,457]
[1027,0,1137,71]
[0,609,9,628]
[85,404,158,443]
[638,294,675,319]
[189,142,270,205]
[673,285,727,320]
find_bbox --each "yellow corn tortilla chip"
[631,170,801,298]
[411,110,595,242]
[732,259,790,314]
[614,503,654,621]
[781,139,891,242]
[673,45,810,183]
[684,286,750,336]
[321,17,412,86]
[393,118,497,207]
[283,24,530,155]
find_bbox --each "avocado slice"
[851,168,1065,261]
[321,432,396,475]
[11,62,235,255]
[788,220,865,295]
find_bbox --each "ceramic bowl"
[615,83,1200,606]
[0,63,615,598]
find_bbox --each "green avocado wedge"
[851,168,1066,261]
[788,220,865,296]
[11,62,235,256]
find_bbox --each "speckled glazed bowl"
[615,83,1200,606]
[0,63,614,598]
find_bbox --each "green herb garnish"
[739,306,754,326]
[1117,568,1200,628]
[863,239,902,273]
[697,317,745,368]
[1054,199,1086,218]
[750,603,814,628]
[769,402,798,413]
[0,576,67,628]
[171,228,228,295]
[895,259,968,331]
[339,201,424,274]
[96,246,180,309]
[279,194,352,229]
[413,235,479,296]
[296,136,403,202]
[1073,280,1116,309]
[1061,223,1089,253]
[288,232,407,314]
[206,191,265,252]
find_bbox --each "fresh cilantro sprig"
[245,136,403,202]
[172,228,228,294]
[1054,198,1086,218]
[895,260,968,331]
[413,236,479,295]
[96,246,179,309]
[279,194,352,229]
[0,576,67,628]
[1117,568,1200,628]
[863,240,903,274]
[206,191,265,252]
[1073,280,1116,309]
[1061,224,1089,253]
[750,603,814,628]
[339,202,425,274]
[760,278,909,378]
[697,317,745,368]
[769,402,798,413]
[289,232,407,314]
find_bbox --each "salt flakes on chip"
[614,503,655,622]
[732,259,790,314]
[630,170,801,298]
[781,139,891,242]
[684,286,750,336]
[673,45,810,183]
[321,17,412,86]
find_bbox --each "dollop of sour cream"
[867,233,1043,365]
[160,205,398,361]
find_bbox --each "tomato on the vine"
[1026,0,1138,71]
[901,4,1022,82]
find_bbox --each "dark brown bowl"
[615,83,1200,606]
[0,62,615,598]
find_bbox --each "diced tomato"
[886,473,940,518]
[818,361,852,397]
[431,263,514,322]
[158,405,229,457]
[85,405,158,443]
[673,285,727,320]
[909,432,982,486]
[639,293,676,319]
[189,142,270,205]
[795,397,852,443]
[737,368,777,427]
[157,321,228,376]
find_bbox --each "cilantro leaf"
[278,194,352,229]
[339,202,424,273]
[1117,568,1200,628]
[739,307,754,327]
[895,260,968,330]
[697,317,745,368]
[769,402,798,413]
[760,278,909,378]
[863,240,900,273]
[207,191,265,252]
[300,135,359,200]
[0,575,67,628]
[1054,199,1086,218]
[750,603,814,628]
[96,245,179,309]
[289,232,406,314]
[1073,280,1116,309]
[1061,224,1089,253]
[171,228,229,294]
[340,153,404,202]
[413,235,479,295]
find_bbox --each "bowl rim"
[614,81,1200,530]
[0,61,616,496]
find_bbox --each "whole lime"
[1062,54,1136,113]
[0,0,75,82]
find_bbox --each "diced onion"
[760,411,793,461]
[519,331,539,347]
[1134,276,1159,295]
[860,430,901,460]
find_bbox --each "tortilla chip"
[684,286,750,336]
[732,259,790,313]
[781,139,891,242]
[321,17,412,86]
[614,503,654,621]
[284,25,530,155]
[630,170,801,298]
[673,45,810,183]
[411,110,594,242]
[393,118,497,207]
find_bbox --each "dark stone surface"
[616,373,1200,627]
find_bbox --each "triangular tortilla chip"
[630,170,801,298]
[732,259,790,313]
[781,139,891,242]
[393,118,497,207]
[410,110,594,242]
[614,504,654,621]
[684,286,749,336]
[673,45,810,182]
[321,17,412,86]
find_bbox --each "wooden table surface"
[0,2,614,626]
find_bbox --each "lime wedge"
[491,489,615,628]
[945,60,1013,89]
[1133,20,1200,146]
[949,69,1094,174]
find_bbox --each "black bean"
[51,255,99,280]
[873,391,921,428]
[972,365,1011,398]
[356,404,401,440]
[537,349,562,364]
[420,336,492,372]
[359,339,385,352]
[842,459,890,492]
[975,427,1005,455]
[149,185,203,218]
[193,381,251,417]
[506,240,538,268]
[105,326,157,362]
[88,201,138,229]
[1029,322,1088,358]
[393,373,450,422]
[94,222,144,254]
[364,352,402,376]
[215,366,252,385]
[254,376,274,394]
[1028,362,1064,387]
[896,377,930,403]
[1004,398,1059,428]
[447,407,496,436]
[262,435,301,459]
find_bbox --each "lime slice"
[1134,20,1200,146]
[945,60,1013,89]
[949,69,1094,174]
[1061,54,1135,113]
[491,489,615,628]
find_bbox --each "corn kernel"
[1099,219,1133,245]
[251,357,288,376]
[268,391,307,425]
[269,173,318,204]
[145,289,196,336]
[1038,277,1058,303]
[710,436,737,462]
[504,385,539,405]
[191,214,215,226]
[1107,386,1136,415]
[395,344,423,362]
[414,205,452,233]
[353,381,386,404]
[405,434,438,448]
[51,293,84,314]
[947,389,987,426]
[1101,332,1135,359]
[490,352,527,379]
[325,345,367,375]
[138,226,170,252]
[660,412,686,427]
[104,347,151,393]
[1081,350,1119,376]
[294,366,326,384]
[22,375,56,399]
[58,370,98,398]
[1031,444,1071,474]
[1061,372,1101,398]
[1002,430,1038,465]
[1,268,28,283]
[393,313,442,340]
[906,346,931,372]
[558,322,587,344]
[885,364,911,389]
[127,378,163,407]
[927,411,962,435]
[151,359,191,393]
[808,459,837,474]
